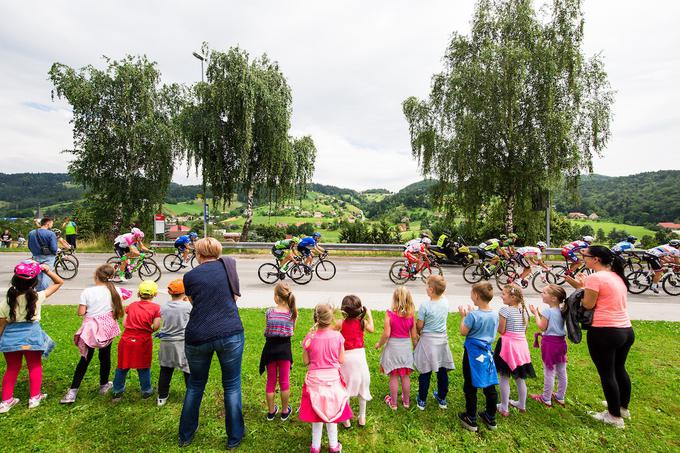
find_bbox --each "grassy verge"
[569,220,655,238]
[0,308,678,452]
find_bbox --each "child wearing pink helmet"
[0,260,63,413]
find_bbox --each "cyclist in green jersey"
[272,237,300,271]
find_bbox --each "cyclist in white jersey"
[645,240,680,293]
[515,242,550,287]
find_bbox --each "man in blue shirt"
[174,232,198,266]
[28,217,58,291]
[297,232,325,267]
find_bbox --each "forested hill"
[0,173,84,216]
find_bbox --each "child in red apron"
[299,303,352,453]
[111,281,161,401]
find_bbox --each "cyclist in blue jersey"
[174,232,198,267]
[611,236,638,255]
[297,232,325,267]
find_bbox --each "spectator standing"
[0,230,11,248]
[63,217,78,249]
[28,218,58,291]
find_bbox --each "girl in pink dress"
[299,303,352,453]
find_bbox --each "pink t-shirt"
[303,328,344,371]
[387,310,414,338]
[584,271,631,328]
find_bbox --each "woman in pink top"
[568,245,633,429]
[299,303,352,453]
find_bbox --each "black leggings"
[70,344,112,389]
[586,327,635,417]
[418,367,449,401]
[462,349,498,419]
[158,366,191,399]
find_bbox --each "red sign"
[154,214,165,221]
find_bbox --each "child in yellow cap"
[156,279,192,406]
[112,280,161,401]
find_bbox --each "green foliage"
[0,173,84,216]
[596,227,607,242]
[338,220,401,244]
[253,224,287,242]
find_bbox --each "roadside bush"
[253,224,287,242]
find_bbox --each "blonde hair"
[195,237,222,259]
[313,303,334,329]
[274,282,297,322]
[391,286,415,317]
[503,283,528,325]
[471,281,493,302]
[427,275,446,296]
[545,284,567,314]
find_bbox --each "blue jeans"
[32,254,55,291]
[418,367,450,402]
[179,332,245,448]
[112,368,152,394]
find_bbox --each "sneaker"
[280,405,292,421]
[650,285,659,294]
[266,405,279,421]
[118,274,128,282]
[416,397,426,411]
[329,442,342,453]
[478,411,497,430]
[157,397,168,407]
[0,398,19,413]
[458,412,478,432]
[60,389,78,404]
[552,393,566,407]
[509,399,526,413]
[402,400,410,409]
[589,410,625,428]
[111,392,123,402]
[433,391,447,409]
[602,401,630,419]
[496,404,509,417]
[28,393,47,409]
[309,446,321,453]
[530,394,552,407]
[99,381,113,395]
[142,389,154,399]
[384,395,397,410]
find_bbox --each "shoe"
[458,412,478,432]
[509,399,526,412]
[358,415,366,427]
[266,405,279,421]
[329,442,342,453]
[530,394,552,407]
[650,286,659,294]
[309,446,321,453]
[157,397,168,407]
[60,389,78,404]
[342,419,351,428]
[0,398,19,414]
[589,410,625,428]
[118,275,128,282]
[99,381,113,395]
[384,395,397,410]
[602,401,630,419]
[111,392,123,402]
[433,391,447,409]
[416,397,426,411]
[496,404,509,417]
[478,411,497,430]
[142,389,154,399]
[552,393,566,407]
[28,393,47,409]
[280,405,292,421]
[402,400,410,409]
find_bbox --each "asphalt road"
[1,252,678,321]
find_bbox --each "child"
[259,282,297,421]
[61,264,130,404]
[0,260,63,412]
[157,279,192,407]
[458,282,499,432]
[529,284,568,407]
[336,294,374,427]
[299,304,352,453]
[494,284,536,416]
[414,275,455,410]
[112,280,161,401]
[375,286,418,410]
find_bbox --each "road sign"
[154,214,165,235]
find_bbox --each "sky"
[1,0,678,192]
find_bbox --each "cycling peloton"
[113,227,150,281]
[403,233,432,274]
[174,231,199,267]
[561,235,594,276]
[514,241,550,287]
[272,236,301,271]
[643,239,680,293]
[297,232,325,268]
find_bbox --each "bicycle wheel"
[106,255,119,264]
[626,270,650,294]
[65,252,80,267]
[163,254,183,272]
[388,261,410,285]
[420,263,443,282]
[138,260,162,282]
[190,255,197,269]
[288,263,313,285]
[662,273,680,296]
[495,265,518,290]
[549,265,568,285]
[315,260,337,281]
[531,270,558,293]
[55,256,78,280]
[258,263,283,284]
[462,263,485,284]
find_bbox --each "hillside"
[0,173,84,217]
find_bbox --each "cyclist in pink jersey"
[113,228,150,281]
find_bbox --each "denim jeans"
[32,254,55,291]
[179,332,245,448]
[112,368,152,394]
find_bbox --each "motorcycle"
[430,234,474,266]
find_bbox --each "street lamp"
[193,51,208,238]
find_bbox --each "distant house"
[567,212,588,220]
[275,222,289,228]
[329,211,338,217]
[588,213,599,220]
[298,211,312,217]
[223,232,241,242]
[401,216,411,223]
[347,215,356,224]
[658,222,680,230]
[166,225,191,240]
[313,212,324,218]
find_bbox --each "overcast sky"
[1,0,678,191]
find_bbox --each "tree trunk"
[240,186,255,241]
[503,193,515,234]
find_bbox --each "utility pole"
[192,51,208,238]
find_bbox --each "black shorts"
[298,245,312,257]
[272,246,285,260]
[175,243,188,253]
[478,249,496,261]
[515,254,530,269]
[646,255,662,271]
[114,244,130,258]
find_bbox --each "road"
[1,252,678,321]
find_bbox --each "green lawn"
[569,220,655,238]
[0,307,677,452]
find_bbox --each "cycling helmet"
[291,236,300,243]
[312,232,321,238]
[52,228,62,237]
[500,234,508,240]
[14,260,41,280]
[536,241,547,250]
[626,236,637,243]
[189,232,198,239]
[670,239,680,247]
[421,237,432,245]
[131,227,144,238]
[420,232,431,239]
[582,235,594,243]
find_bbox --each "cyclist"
[514,241,550,288]
[52,229,72,251]
[297,232,325,267]
[644,240,680,293]
[561,235,594,276]
[611,236,638,255]
[272,236,300,271]
[174,232,199,266]
[403,233,432,274]
[477,237,505,274]
[113,227,150,281]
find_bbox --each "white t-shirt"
[80,286,121,317]
[0,289,46,321]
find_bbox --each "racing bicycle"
[389,253,443,285]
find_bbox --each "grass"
[569,220,655,238]
[0,307,678,452]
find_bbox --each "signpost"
[154,214,165,238]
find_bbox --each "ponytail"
[274,282,297,322]
[7,275,38,322]
[504,283,528,326]
[95,264,124,319]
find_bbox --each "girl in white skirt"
[335,295,374,427]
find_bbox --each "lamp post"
[193,51,208,238]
